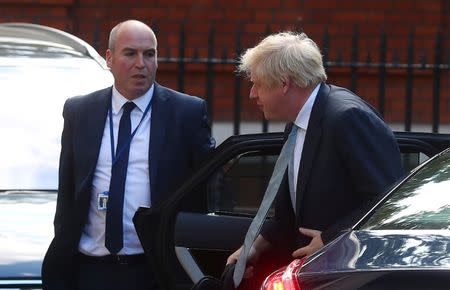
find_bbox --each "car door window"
[207,151,278,216]
[206,146,435,217]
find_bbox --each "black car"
[0,22,112,289]
[261,146,450,290]
[133,131,450,290]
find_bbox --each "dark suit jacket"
[42,83,215,290]
[261,83,404,258]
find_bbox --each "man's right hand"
[226,246,242,265]
[226,246,255,278]
[226,235,273,279]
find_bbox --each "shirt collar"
[294,83,321,130]
[111,84,154,115]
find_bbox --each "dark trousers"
[77,255,158,290]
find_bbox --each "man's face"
[106,23,158,100]
[249,76,287,120]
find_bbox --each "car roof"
[0,22,107,69]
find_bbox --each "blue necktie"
[105,101,136,254]
[233,124,298,287]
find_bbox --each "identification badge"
[97,191,109,211]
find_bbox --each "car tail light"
[260,258,305,290]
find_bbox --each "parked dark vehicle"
[0,22,112,289]
[133,131,450,290]
[261,146,450,290]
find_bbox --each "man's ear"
[106,49,112,68]
[282,77,291,94]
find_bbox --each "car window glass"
[362,152,450,230]
[401,151,429,173]
[207,151,278,216]
[206,149,432,217]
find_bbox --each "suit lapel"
[149,83,170,202]
[295,83,329,214]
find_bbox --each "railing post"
[351,25,359,92]
[178,23,185,93]
[206,24,215,126]
[405,30,414,131]
[322,28,329,70]
[233,25,242,135]
[432,31,442,133]
[93,18,100,52]
[378,31,387,116]
[262,24,272,133]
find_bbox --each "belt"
[78,253,147,265]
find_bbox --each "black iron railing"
[94,24,450,134]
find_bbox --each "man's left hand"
[292,227,324,258]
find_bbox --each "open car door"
[134,131,450,290]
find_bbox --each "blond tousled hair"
[238,31,327,88]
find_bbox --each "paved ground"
[211,122,450,145]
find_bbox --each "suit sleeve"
[53,99,75,235]
[321,107,404,242]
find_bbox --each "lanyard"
[109,99,152,167]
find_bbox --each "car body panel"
[0,191,55,289]
[294,230,450,290]
[302,230,450,276]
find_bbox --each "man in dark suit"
[226,32,403,287]
[42,20,215,290]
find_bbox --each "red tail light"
[260,258,305,290]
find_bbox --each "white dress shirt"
[79,85,153,256]
[288,84,321,212]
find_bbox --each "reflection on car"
[261,147,450,290]
[0,22,112,289]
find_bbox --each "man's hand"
[226,246,242,265]
[226,246,255,278]
[226,235,271,279]
[292,227,324,258]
